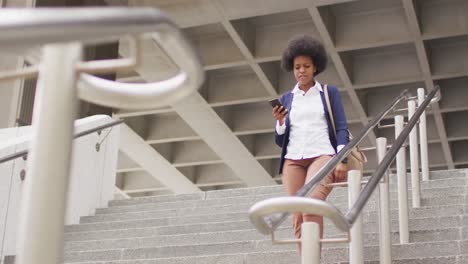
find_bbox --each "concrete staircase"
[9,169,468,263]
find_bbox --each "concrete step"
[108,169,467,207]
[109,193,206,207]
[73,196,467,230]
[244,251,467,264]
[70,195,467,231]
[61,239,467,263]
[7,252,468,264]
[106,173,468,210]
[7,170,468,264]
[82,186,467,223]
[65,215,468,243]
[66,205,468,242]
[82,197,466,225]
[96,188,468,215]
[65,218,468,244]
[63,225,466,252]
[75,204,466,235]
[418,169,468,181]
[65,213,468,243]
[57,169,468,263]
[61,254,468,264]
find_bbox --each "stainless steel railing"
[249,86,440,263]
[0,8,204,109]
[346,85,439,223]
[0,7,204,264]
[251,88,411,234]
[0,119,124,165]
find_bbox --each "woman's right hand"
[272,105,288,125]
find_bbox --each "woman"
[272,35,350,252]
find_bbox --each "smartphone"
[269,99,288,115]
[268,98,283,108]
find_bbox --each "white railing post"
[417,88,429,181]
[301,222,321,264]
[16,43,82,264]
[348,170,363,264]
[376,137,392,264]
[395,115,410,244]
[408,100,421,208]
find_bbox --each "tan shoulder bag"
[323,84,367,171]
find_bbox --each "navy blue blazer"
[274,85,350,174]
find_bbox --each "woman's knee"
[302,213,323,223]
[310,183,333,200]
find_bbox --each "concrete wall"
[0,56,23,129]
[0,115,119,257]
[0,0,37,129]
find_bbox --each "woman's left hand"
[334,162,348,183]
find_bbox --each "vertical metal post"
[395,115,410,244]
[17,43,82,264]
[348,170,363,264]
[417,88,429,181]
[408,100,421,208]
[376,137,391,264]
[301,222,321,264]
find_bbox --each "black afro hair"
[281,35,328,75]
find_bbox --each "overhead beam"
[118,26,277,188]
[114,186,131,199]
[315,0,359,6]
[211,0,278,96]
[170,92,276,186]
[402,0,454,169]
[119,124,201,194]
[130,43,276,186]
[121,163,251,194]
[308,6,377,145]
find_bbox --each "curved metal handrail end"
[78,24,205,109]
[249,197,351,235]
[78,72,193,109]
[76,20,205,109]
[0,8,205,109]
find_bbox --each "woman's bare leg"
[303,155,335,239]
[281,159,307,239]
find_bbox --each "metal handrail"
[0,8,204,109]
[250,86,439,235]
[0,119,123,165]
[250,88,411,234]
[345,85,439,223]
[0,8,205,264]
[250,197,350,233]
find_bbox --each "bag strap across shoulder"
[324,84,368,164]
[323,84,336,137]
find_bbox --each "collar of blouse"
[291,80,323,95]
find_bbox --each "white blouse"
[276,81,344,159]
